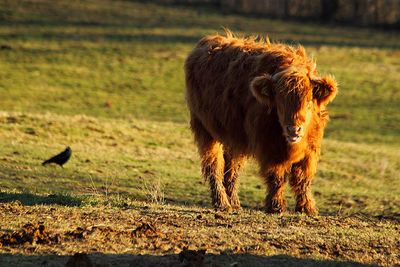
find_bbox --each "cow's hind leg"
[223,152,245,210]
[191,117,231,211]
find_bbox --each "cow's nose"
[287,125,302,134]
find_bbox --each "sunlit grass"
[0,0,399,217]
[0,111,398,216]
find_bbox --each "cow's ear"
[312,75,337,106]
[250,74,274,112]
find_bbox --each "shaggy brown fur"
[185,31,337,215]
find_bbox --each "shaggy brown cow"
[184,31,337,215]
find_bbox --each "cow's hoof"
[214,206,232,213]
[295,205,318,216]
[265,198,287,214]
[230,197,241,211]
[213,202,232,212]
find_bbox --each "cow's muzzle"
[285,125,303,144]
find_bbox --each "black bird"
[42,147,72,167]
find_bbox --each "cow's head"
[250,66,337,145]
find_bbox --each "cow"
[184,30,337,215]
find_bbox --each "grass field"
[0,0,399,266]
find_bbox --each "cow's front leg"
[264,172,287,214]
[290,157,318,215]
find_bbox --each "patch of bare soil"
[0,201,398,266]
[0,223,59,247]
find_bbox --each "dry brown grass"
[0,201,398,266]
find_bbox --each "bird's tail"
[42,160,50,166]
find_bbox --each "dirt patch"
[0,201,399,266]
[133,222,164,238]
[0,223,60,247]
[64,225,118,241]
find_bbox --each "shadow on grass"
[0,192,81,206]
[1,30,400,49]
[0,32,200,44]
[163,195,400,224]
[0,252,376,267]
[1,0,399,49]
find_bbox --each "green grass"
[0,0,399,218]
